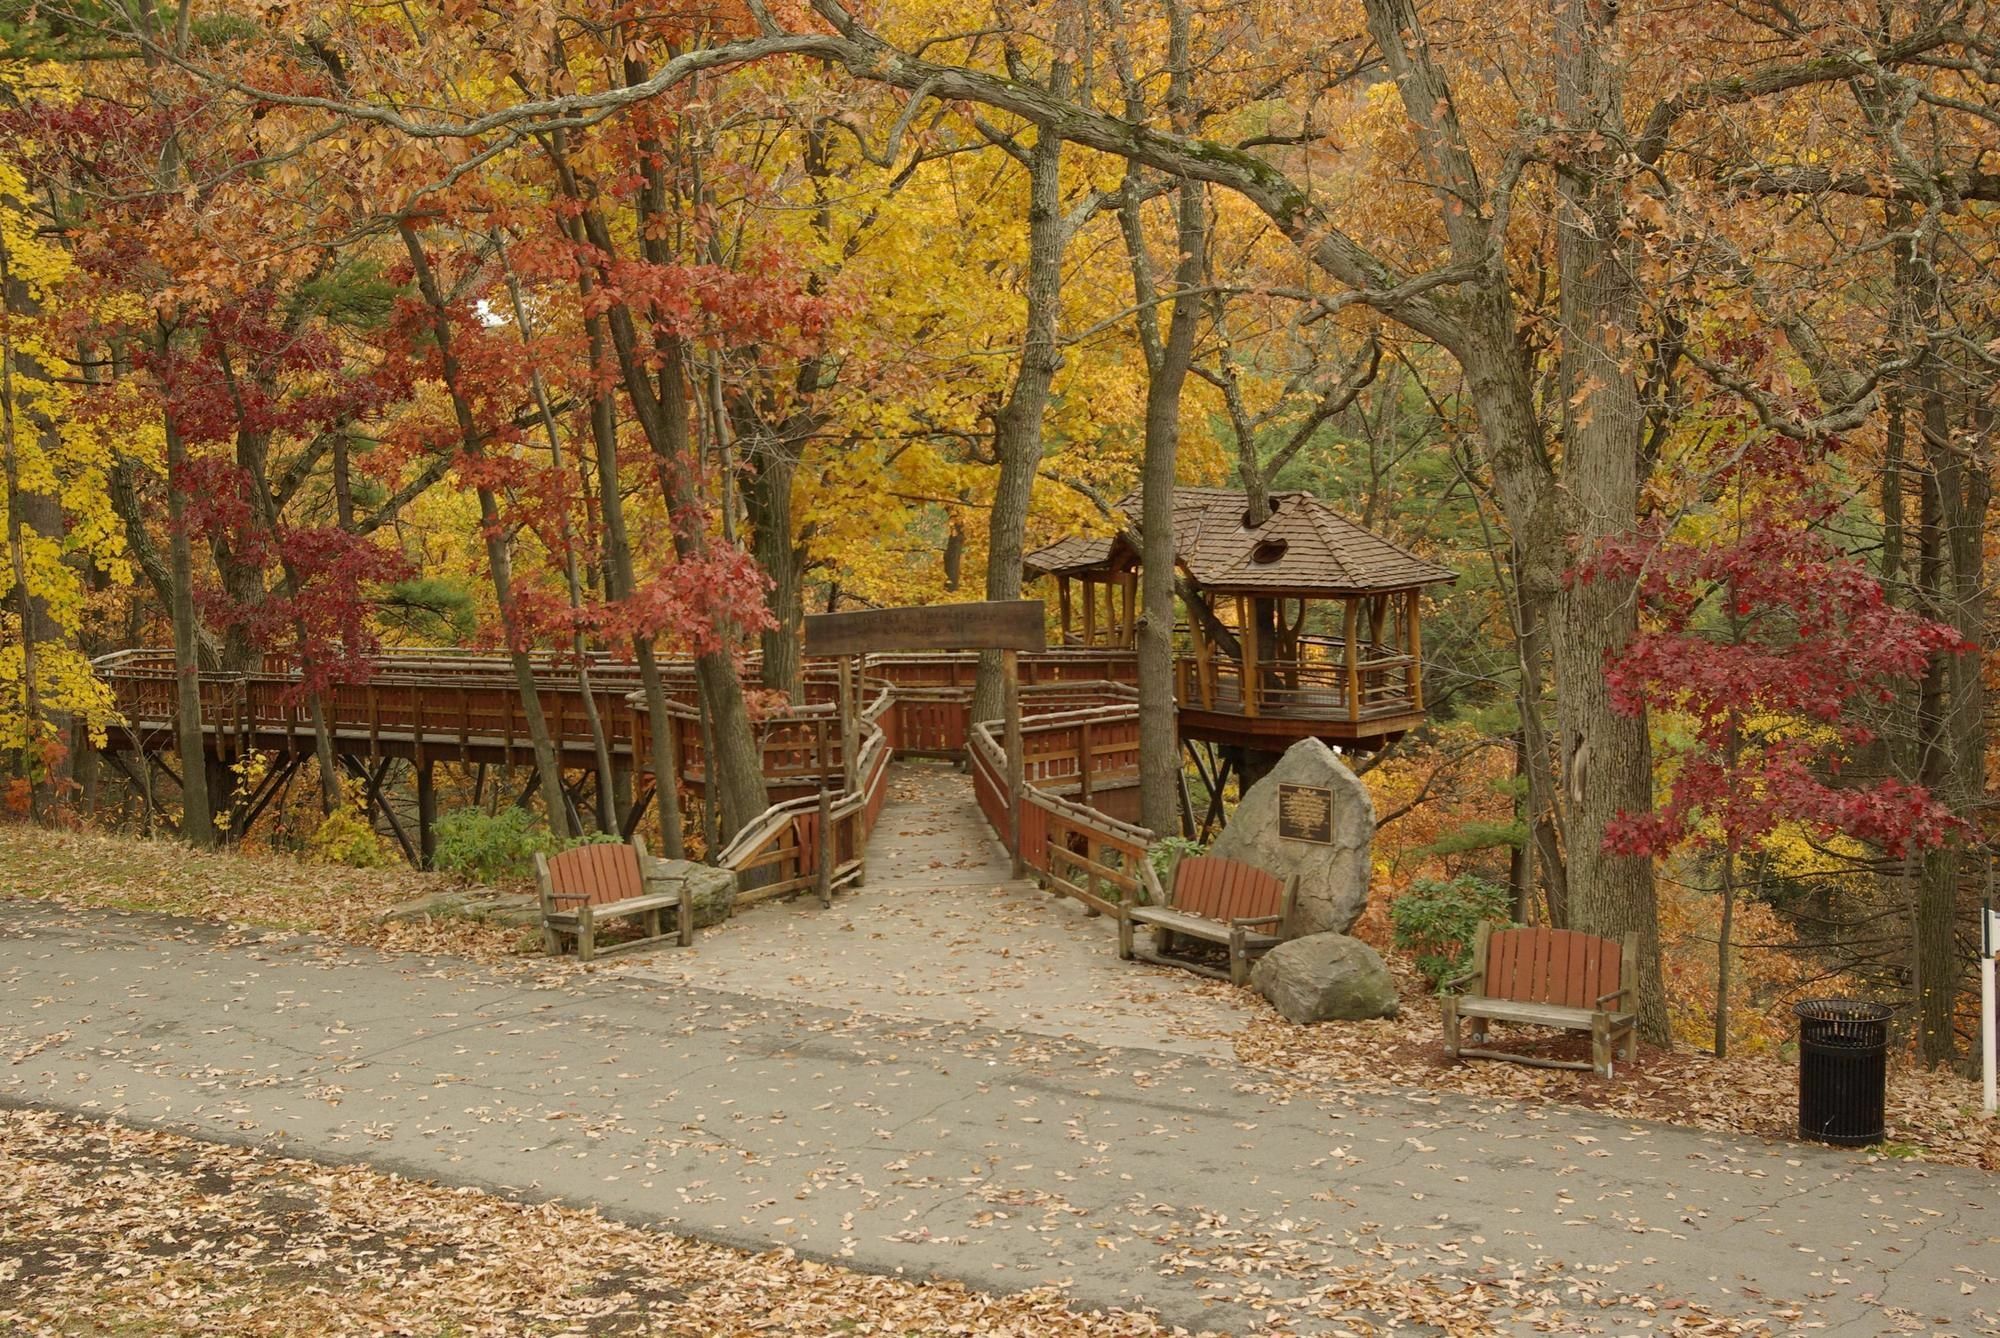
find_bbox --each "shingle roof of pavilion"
[1023,487,1455,595]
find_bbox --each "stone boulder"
[647,858,739,929]
[1208,738,1374,935]
[1250,933,1399,1023]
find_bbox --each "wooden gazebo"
[1026,487,1455,759]
[1021,533,1141,649]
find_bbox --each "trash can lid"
[1793,998,1893,1023]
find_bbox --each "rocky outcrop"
[1208,738,1374,935]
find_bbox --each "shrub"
[1389,874,1513,989]
[432,807,566,884]
[307,807,396,869]
[1147,835,1206,886]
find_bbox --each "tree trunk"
[971,124,1066,729]
[743,428,804,700]
[0,228,69,814]
[162,408,214,847]
[1543,0,1666,1042]
[497,240,619,832]
[570,84,770,842]
[1131,180,1205,840]
[398,223,572,837]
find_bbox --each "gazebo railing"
[1174,638,1417,721]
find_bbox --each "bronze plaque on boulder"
[804,599,1046,656]
[1277,783,1334,845]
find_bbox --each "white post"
[1984,955,1996,1116]
[1983,902,1998,1116]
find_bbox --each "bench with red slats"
[1442,924,1638,1078]
[535,835,692,961]
[1119,855,1293,985]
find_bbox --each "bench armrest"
[1442,969,1482,992]
[1595,985,1632,1008]
[1229,914,1283,929]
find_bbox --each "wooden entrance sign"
[804,601,1048,877]
[802,599,1047,657]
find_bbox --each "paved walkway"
[630,764,1252,1056]
[0,770,1994,1335]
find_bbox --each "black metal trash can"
[1794,999,1892,1147]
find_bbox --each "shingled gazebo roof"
[1024,487,1454,596]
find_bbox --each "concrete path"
[630,763,1252,1057]
[1,769,1995,1335]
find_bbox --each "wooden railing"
[1175,635,1416,721]
[969,705,1162,918]
[715,688,895,905]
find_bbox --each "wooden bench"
[1443,924,1637,1078]
[1118,855,1292,986]
[534,836,692,962]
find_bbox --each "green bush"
[1389,875,1513,989]
[307,807,396,869]
[433,807,566,884]
[1146,835,1206,888]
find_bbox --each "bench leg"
[644,907,661,942]
[1228,927,1251,987]
[1622,1019,1638,1064]
[577,908,596,963]
[1442,996,1460,1060]
[1591,1014,1612,1079]
[541,924,563,956]
[1117,912,1134,961]
[678,887,695,948]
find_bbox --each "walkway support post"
[417,759,436,869]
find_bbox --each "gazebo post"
[1122,567,1139,649]
[1082,579,1097,647]
[1058,576,1072,645]
[1191,607,1214,710]
[1406,588,1424,710]
[1239,594,1259,717]
[1343,597,1361,723]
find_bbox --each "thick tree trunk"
[743,431,804,700]
[1538,0,1667,1042]
[1912,378,1987,1064]
[972,125,1066,729]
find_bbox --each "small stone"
[1250,932,1399,1023]
[1208,738,1374,935]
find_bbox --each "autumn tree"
[1589,429,1964,1055]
